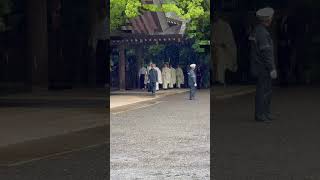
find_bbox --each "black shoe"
[264,119,272,124]
[265,113,275,121]
[255,115,271,123]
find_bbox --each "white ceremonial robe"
[176,67,184,88]
[212,18,237,84]
[169,68,176,88]
[155,67,162,90]
[162,67,171,89]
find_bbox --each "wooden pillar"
[119,45,126,90]
[26,0,48,90]
[87,0,99,88]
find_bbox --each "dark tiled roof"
[110,0,188,45]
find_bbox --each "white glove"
[270,70,277,79]
[194,83,197,87]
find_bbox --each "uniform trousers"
[255,73,272,118]
[189,86,196,100]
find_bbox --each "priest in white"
[212,15,238,85]
[154,64,162,91]
[169,64,176,88]
[176,65,184,88]
[162,63,171,90]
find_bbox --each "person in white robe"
[154,64,162,91]
[169,64,176,88]
[162,63,171,90]
[212,15,237,85]
[176,65,184,88]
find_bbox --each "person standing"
[138,65,147,89]
[196,64,203,89]
[154,64,162,91]
[188,64,197,100]
[176,65,185,88]
[212,14,238,85]
[162,63,171,90]
[148,63,158,95]
[169,64,176,89]
[249,7,277,123]
[146,63,152,92]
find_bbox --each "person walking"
[148,63,158,96]
[249,7,277,123]
[176,65,185,88]
[188,64,197,100]
[162,63,171,90]
[169,64,176,89]
[154,64,162,91]
[138,65,147,89]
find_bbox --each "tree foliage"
[110,0,127,32]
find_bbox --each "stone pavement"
[212,85,256,99]
[110,85,256,110]
[110,89,189,109]
[0,89,108,149]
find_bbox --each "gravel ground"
[110,90,210,179]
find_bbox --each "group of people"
[138,63,185,92]
[138,62,198,100]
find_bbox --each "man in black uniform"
[249,7,277,123]
[148,63,158,96]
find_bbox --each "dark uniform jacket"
[148,68,158,83]
[188,70,197,87]
[249,24,275,77]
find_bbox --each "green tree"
[110,0,144,31]
[110,0,127,32]
[185,0,210,53]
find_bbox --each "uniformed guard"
[249,7,277,122]
[148,63,158,96]
[188,64,197,100]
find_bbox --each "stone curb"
[110,90,189,110]
[213,89,256,100]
